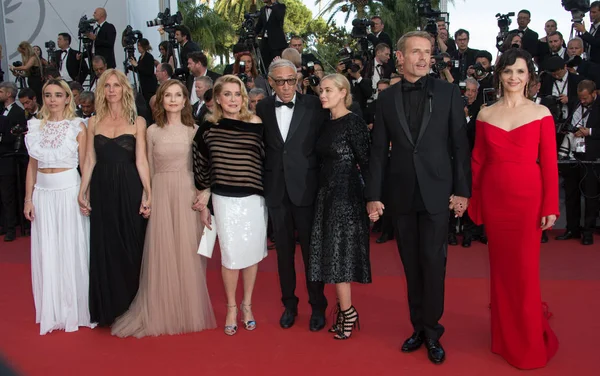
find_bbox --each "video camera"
[146,8,183,39]
[417,0,443,38]
[304,61,320,87]
[122,25,143,73]
[473,62,493,78]
[495,12,515,51]
[78,15,96,42]
[338,47,361,74]
[239,11,260,49]
[10,124,27,152]
[562,0,590,23]
[351,18,374,39]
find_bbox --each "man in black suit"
[367,16,395,72]
[186,52,221,105]
[0,82,27,242]
[364,44,393,94]
[574,2,600,64]
[539,56,582,122]
[56,33,89,84]
[450,29,479,84]
[175,25,201,75]
[513,9,539,58]
[255,0,287,69]
[89,8,117,69]
[255,59,328,332]
[366,31,471,364]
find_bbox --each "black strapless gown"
[89,134,147,326]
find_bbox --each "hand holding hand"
[449,195,469,217]
[139,191,151,218]
[199,208,212,230]
[78,192,91,216]
[367,201,385,222]
[541,214,557,230]
[24,201,35,221]
[192,190,210,212]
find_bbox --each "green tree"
[178,1,232,58]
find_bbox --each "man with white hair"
[255,59,329,331]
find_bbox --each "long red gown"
[469,115,559,370]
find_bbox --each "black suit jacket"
[94,22,117,69]
[186,70,222,98]
[0,105,27,175]
[450,48,479,82]
[133,52,158,97]
[55,48,89,84]
[513,28,539,57]
[584,98,600,160]
[365,78,471,215]
[363,58,393,82]
[581,27,600,64]
[256,93,328,207]
[192,102,209,124]
[255,3,287,50]
[179,40,201,76]
[539,72,582,118]
[367,32,395,72]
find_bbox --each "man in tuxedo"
[0,82,27,242]
[364,43,393,99]
[191,76,213,123]
[540,56,582,122]
[366,31,471,364]
[17,89,39,121]
[56,33,89,84]
[255,59,328,331]
[255,0,287,69]
[574,2,600,64]
[186,52,221,105]
[450,29,479,84]
[88,8,116,69]
[175,25,201,75]
[513,9,539,58]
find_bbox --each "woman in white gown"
[24,79,93,335]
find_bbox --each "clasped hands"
[449,195,469,217]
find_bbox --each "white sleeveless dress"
[25,118,95,335]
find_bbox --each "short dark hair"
[494,48,536,95]
[548,31,564,40]
[45,67,60,78]
[578,79,597,94]
[92,55,107,66]
[454,29,470,39]
[592,1,600,10]
[159,63,173,77]
[203,88,213,102]
[518,9,531,17]
[17,87,36,100]
[58,32,71,45]
[68,81,84,93]
[475,50,493,64]
[188,51,208,67]
[175,25,192,41]
[375,43,390,54]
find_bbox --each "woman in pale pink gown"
[111,80,216,338]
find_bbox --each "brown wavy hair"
[94,69,137,125]
[207,75,253,123]
[153,80,195,128]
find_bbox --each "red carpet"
[1,231,598,375]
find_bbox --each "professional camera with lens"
[44,41,56,50]
[10,124,27,152]
[146,7,183,39]
[495,12,515,51]
[304,61,320,87]
[562,0,590,23]
[122,25,143,73]
[12,61,23,68]
[239,11,260,49]
[351,18,374,39]
[237,61,248,84]
[78,15,96,38]
[432,55,458,75]
[417,1,443,39]
[540,95,565,123]
[472,62,492,78]
[337,47,361,74]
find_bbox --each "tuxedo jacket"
[254,3,287,50]
[0,105,27,175]
[539,72,582,117]
[192,101,208,124]
[94,22,117,69]
[584,98,600,160]
[185,70,222,99]
[54,48,89,84]
[512,28,539,57]
[365,78,472,215]
[256,93,328,207]
[363,59,393,82]
[581,27,600,64]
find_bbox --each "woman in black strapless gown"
[78,69,151,327]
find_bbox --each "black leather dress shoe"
[4,231,16,242]
[376,232,394,244]
[582,234,594,245]
[479,235,488,244]
[425,339,446,364]
[280,308,297,329]
[448,233,458,246]
[401,332,424,352]
[309,312,326,332]
[461,237,472,248]
[555,230,580,240]
[541,231,548,243]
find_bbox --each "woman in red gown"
[468,48,559,369]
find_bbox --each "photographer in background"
[255,0,287,69]
[248,88,266,113]
[539,31,567,68]
[233,52,270,94]
[432,53,455,83]
[0,82,27,242]
[367,16,394,72]
[224,43,249,75]
[337,56,371,116]
[191,76,213,123]
[573,1,600,64]
[55,33,89,85]
[364,43,392,98]
[556,80,600,245]
[540,56,582,123]
[129,38,158,106]
[512,9,539,57]
[566,38,600,88]
[435,18,457,54]
[89,8,117,69]
[450,29,479,85]
[469,50,494,108]
[289,36,317,68]
[17,88,39,120]
[175,25,201,75]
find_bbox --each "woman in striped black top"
[192,75,267,336]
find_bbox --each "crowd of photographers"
[2,1,600,247]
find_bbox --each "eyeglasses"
[271,78,298,86]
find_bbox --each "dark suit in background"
[581,97,600,237]
[256,93,328,315]
[366,77,471,341]
[185,70,221,102]
[94,22,117,69]
[179,40,201,76]
[132,52,158,105]
[514,28,539,58]
[255,2,287,69]
[581,26,600,64]
[55,49,89,84]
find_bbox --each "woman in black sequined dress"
[308,74,371,340]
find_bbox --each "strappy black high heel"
[334,305,360,340]
[328,302,341,333]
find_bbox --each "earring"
[524,82,529,96]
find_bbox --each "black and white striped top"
[192,118,265,197]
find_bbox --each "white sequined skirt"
[212,193,268,270]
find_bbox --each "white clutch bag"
[197,215,217,258]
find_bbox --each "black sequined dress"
[308,112,372,284]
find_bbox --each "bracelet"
[24,199,32,203]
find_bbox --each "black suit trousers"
[268,189,326,313]
[394,205,448,341]
[560,163,584,232]
[0,174,17,230]
[583,164,600,234]
[259,39,284,71]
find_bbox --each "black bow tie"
[402,79,424,92]
[61,50,67,54]
[275,101,294,109]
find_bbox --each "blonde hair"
[153,80,195,128]
[94,69,137,124]
[18,41,41,70]
[207,75,254,123]
[321,74,352,109]
[38,79,77,126]
[396,31,434,54]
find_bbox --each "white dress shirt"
[190,70,207,105]
[59,47,74,81]
[552,71,569,119]
[275,94,295,141]
[2,102,14,116]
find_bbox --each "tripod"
[77,37,94,89]
[124,47,141,93]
